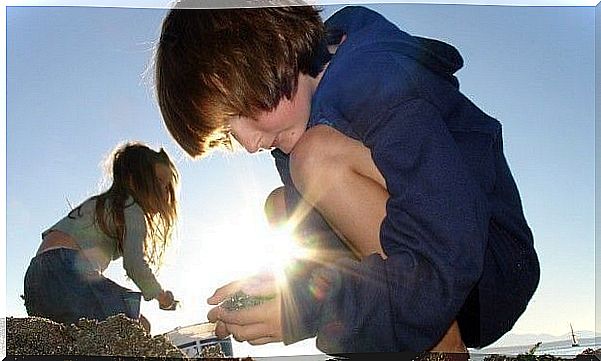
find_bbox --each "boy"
[154,3,540,354]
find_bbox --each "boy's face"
[229,74,315,154]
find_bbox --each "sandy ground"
[6,314,186,357]
[5,314,599,360]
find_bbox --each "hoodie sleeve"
[279,36,490,351]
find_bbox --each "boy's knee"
[290,126,342,192]
[264,187,288,226]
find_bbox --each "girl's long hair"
[93,142,179,270]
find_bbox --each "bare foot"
[430,320,468,361]
[139,314,151,334]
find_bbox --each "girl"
[24,142,179,331]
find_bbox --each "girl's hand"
[157,290,176,310]
[206,273,282,345]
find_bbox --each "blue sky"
[3,0,598,356]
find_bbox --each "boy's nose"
[239,142,256,153]
[241,137,261,153]
[229,127,261,153]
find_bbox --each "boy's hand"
[207,273,282,345]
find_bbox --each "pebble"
[221,291,272,312]
[198,343,226,358]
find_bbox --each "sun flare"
[206,213,309,286]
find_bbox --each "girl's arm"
[122,203,164,301]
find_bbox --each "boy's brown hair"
[155,3,327,157]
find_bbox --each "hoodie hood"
[324,6,464,88]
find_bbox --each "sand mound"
[6,314,186,358]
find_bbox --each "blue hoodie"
[272,6,539,353]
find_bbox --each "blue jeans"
[24,248,141,324]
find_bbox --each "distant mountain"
[472,337,599,361]
[483,330,599,348]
